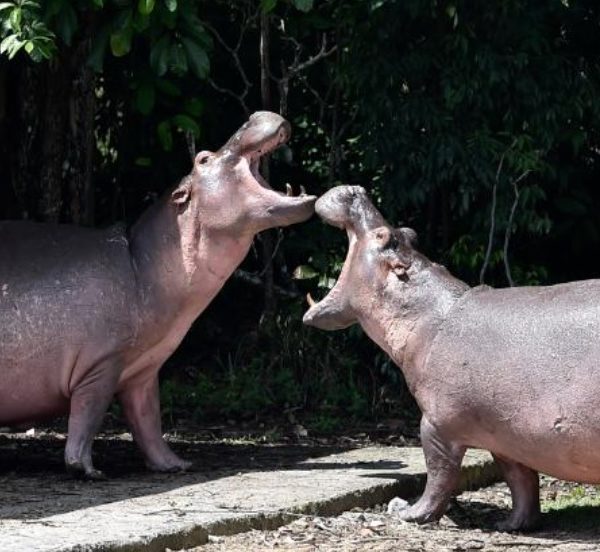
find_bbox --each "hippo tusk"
[286,183,293,196]
[306,293,316,307]
[300,185,306,196]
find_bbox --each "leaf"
[150,35,170,75]
[9,6,21,30]
[110,27,132,57]
[138,0,155,16]
[261,0,277,13]
[135,157,152,167]
[164,0,177,12]
[181,37,209,79]
[87,25,109,71]
[172,113,200,137]
[292,0,313,12]
[155,78,181,97]
[184,97,204,117]
[293,265,318,280]
[0,3,15,12]
[157,120,173,151]
[55,3,78,46]
[0,34,23,56]
[169,42,188,75]
[135,82,155,115]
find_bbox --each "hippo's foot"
[492,454,540,533]
[65,461,107,481]
[387,496,444,524]
[146,455,193,473]
[495,511,541,533]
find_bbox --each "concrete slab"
[0,446,498,552]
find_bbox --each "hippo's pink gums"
[303,185,600,532]
[0,112,315,479]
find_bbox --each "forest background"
[1,0,599,434]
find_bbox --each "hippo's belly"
[0,225,137,425]
[421,281,600,482]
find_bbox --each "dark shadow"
[0,432,406,520]
[439,497,600,544]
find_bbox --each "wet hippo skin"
[304,185,600,531]
[0,112,316,479]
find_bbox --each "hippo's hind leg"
[389,416,465,524]
[492,454,540,532]
[118,375,192,472]
[64,360,121,480]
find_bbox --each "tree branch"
[480,139,517,285]
[502,170,531,287]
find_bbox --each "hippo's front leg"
[65,360,121,480]
[492,454,540,531]
[118,376,192,472]
[389,417,465,523]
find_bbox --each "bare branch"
[503,170,531,287]
[288,35,337,78]
[480,139,518,285]
[203,11,256,118]
[184,130,196,163]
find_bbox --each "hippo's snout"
[315,185,388,237]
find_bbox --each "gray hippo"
[0,111,316,479]
[303,185,600,531]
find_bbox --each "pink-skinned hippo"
[0,111,315,479]
[303,185,600,532]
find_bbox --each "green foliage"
[332,0,600,284]
[3,0,600,427]
[0,0,55,60]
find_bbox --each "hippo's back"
[424,280,600,481]
[0,221,138,424]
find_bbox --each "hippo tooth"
[286,183,293,196]
[306,292,316,307]
[300,185,306,196]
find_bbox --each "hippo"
[0,111,316,479]
[303,185,600,531]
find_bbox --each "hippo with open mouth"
[0,111,316,478]
[304,184,600,531]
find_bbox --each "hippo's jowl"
[303,185,600,531]
[0,112,315,478]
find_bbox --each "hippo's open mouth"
[302,186,389,330]
[246,121,312,201]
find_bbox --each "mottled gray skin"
[303,185,600,532]
[0,111,316,479]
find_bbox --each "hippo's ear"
[399,227,418,247]
[194,150,213,167]
[171,179,192,205]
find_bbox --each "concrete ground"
[0,431,498,552]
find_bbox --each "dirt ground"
[191,477,600,552]
[2,425,600,552]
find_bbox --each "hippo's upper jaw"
[194,111,317,232]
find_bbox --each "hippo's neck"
[128,194,253,331]
[359,258,469,397]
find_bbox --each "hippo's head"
[303,185,418,330]
[171,111,316,233]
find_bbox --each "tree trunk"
[259,9,276,321]
[5,24,96,224]
[67,29,96,226]
[38,57,69,223]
